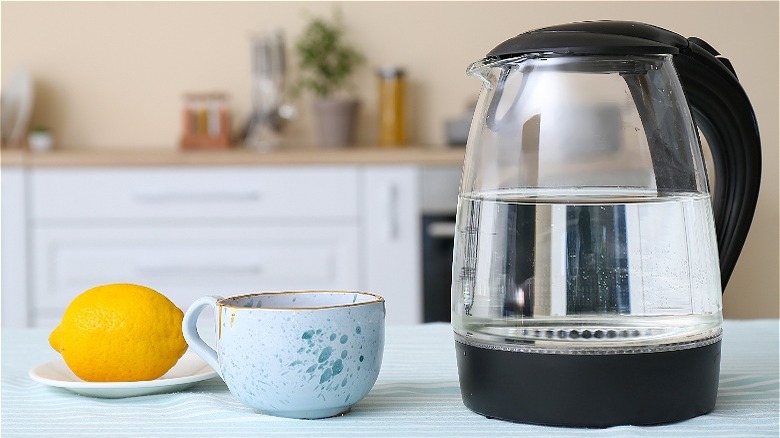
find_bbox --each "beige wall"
[2,1,778,318]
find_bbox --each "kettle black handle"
[672,39,762,291]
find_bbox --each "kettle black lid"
[487,21,690,58]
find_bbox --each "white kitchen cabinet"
[4,164,445,328]
[21,166,363,329]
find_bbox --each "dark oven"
[420,166,462,323]
[422,214,456,322]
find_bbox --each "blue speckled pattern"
[184,291,385,419]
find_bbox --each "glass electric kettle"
[451,21,761,427]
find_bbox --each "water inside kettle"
[451,189,722,353]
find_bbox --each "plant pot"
[28,131,53,152]
[312,98,359,148]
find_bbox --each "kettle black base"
[455,339,721,427]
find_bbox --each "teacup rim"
[216,290,385,311]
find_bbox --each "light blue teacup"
[182,290,385,419]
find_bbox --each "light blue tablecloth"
[2,321,778,437]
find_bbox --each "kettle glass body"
[453,53,722,353]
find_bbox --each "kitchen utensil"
[29,352,218,398]
[244,30,294,150]
[451,21,761,427]
[182,291,385,419]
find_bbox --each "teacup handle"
[182,296,222,374]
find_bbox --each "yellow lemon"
[49,283,188,382]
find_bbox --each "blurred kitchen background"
[1,1,777,327]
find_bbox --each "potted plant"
[294,10,364,147]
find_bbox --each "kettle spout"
[467,58,499,88]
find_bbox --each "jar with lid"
[377,66,406,147]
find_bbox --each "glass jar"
[377,66,406,147]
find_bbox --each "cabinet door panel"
[361,166,422,323]
[31,225,359,328]
[1,168,28,328]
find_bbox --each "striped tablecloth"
[2,321,778,437]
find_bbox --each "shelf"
[0,146,465,167]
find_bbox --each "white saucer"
[29,352,219,398]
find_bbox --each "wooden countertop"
[0,146,465,167]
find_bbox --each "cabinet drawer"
[31,225,360,327]
[30,167,358,220]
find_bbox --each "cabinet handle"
[133,190,261,203]
[137,264,263,276]
[388,184,400,240]
[427,221,457,238]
